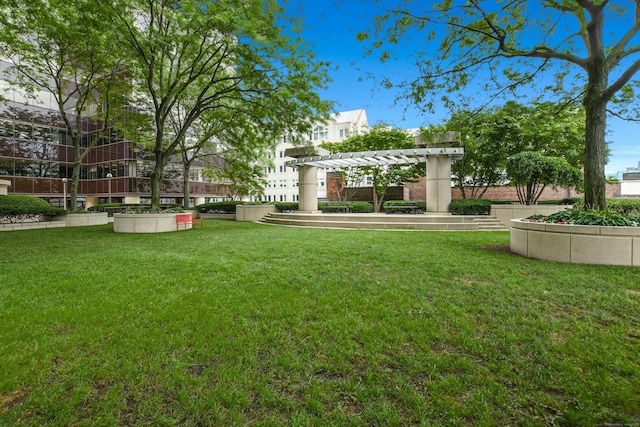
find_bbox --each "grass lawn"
[1,220,639,426]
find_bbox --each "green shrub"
[87,203,124,212]
[450,199,491,215]
[0,195,66,219]
[538,198,581,205]
[605,198,640,215]
[527,208,639,226]
[382,200,426,213]
[196,201,245,214]
[121,207,186,214]
[561,197,582,205]
[537,199,564,205]
[319,201,374,213]
[275,202,298,212]
[489,200,515,205]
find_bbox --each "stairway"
[261,212,508,231]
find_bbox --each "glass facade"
[0,101,227,203]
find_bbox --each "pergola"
[285,147,464,214]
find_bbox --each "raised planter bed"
[510,219,640,266]
[113,213,186,233]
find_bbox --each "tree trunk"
[70,159,82,211]
[372,185,379,213]
[582,98,607,210]
[581,5,608,211]
[182,161,191,210]
[151,150,164,209]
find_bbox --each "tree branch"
[603,58,640,102]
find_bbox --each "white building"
[262,109,369,202]
[621,172,640,197]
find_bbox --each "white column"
[426,155,452,214]
[298,165,319,212]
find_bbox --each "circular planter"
[510,219,640,267]
[113,213,186,233]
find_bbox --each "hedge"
[275,202,298,212]
[0,195,66,218]
[88,203,181,213]
[449,199,492,215]
[196,201,247,214]
[538,197,582,205]
[604,198,640,215]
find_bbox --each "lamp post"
[106,173,113,203]
[61,178,67,210]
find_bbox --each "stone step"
[261,213,508,231]
[265,212,500,223]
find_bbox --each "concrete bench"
[176,213,203,230]
[320,204,352,213]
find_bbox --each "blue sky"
[290,1,640,176]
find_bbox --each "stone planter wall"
[113,213,185,233]
[510,219,640,266]
[65,212,109,227]
[236,205,277,222]
[491,204,570,229]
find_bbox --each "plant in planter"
[525,199,640,226]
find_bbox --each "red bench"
[176,213,203,231]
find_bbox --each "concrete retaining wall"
[64,213,109,227]
[510,219,640,266]
[236,205,277,222]
[491,205,570,229]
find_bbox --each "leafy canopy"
[506,151,583,205]
[358,1,640,210]
[426,101,586,199]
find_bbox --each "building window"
[339,128,349,138]
[313,126,328,141]
[319,179,325,187]
[279,179,286,187]
[280,195,286,202]
[279,150,284,158]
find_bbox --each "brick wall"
[327,174,622,203]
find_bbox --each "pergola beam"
[285,148,463,170]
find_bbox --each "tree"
[322,126,424,212]
[427,101,586,198]
[110,0,332,208]
[506,151,583,205]
[0,0,128,210]
[326,168,367,203]
[204,154,267,201]
[359,1,640,210]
